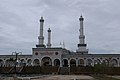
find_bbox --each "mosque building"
[0,16,120,68]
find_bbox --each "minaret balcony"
[78,44,87,47]
[79,35,85,39]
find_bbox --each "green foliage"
[94,62,113,74]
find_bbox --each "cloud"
[0,0,120,54]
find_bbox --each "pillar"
[60,60,62,67]
[84,58,86,66]
[52,59,54,66]
[92,59,94,66]
[68,58,70,67]
[76,58,78,67]
[117,58,119,67]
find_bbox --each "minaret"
[47,28,51,48]
[76,16,88,54]
[36,17,46,48]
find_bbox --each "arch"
[20,59,26,67]
[78,59,84,66]
[70,59,76,67]
[33,59,40,66]
[111,59,118,67]
[27,59,32,66]
[0,59,4,67]
[5,59,15,67]
[54,59,60,66]
[94,59,101,65]
[5,59,10,67]
[41,57,52,66]
[103,59,109,65]
[86,59,93,66]
[62,59,68,67]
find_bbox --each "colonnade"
[0,57,119,67]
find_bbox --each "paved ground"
[0,75,94,80]
[17,75,93,80]
[108,76,120,79]
[2,75,120,80]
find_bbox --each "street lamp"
[12,51,22,74]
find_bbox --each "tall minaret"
[36,17,46,48]
[47,28,51,48]
[76,16,88,54]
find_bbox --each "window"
[35,52,38,55]
[55,52,58,55]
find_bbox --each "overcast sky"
[0,0,120,55]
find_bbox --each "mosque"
[0,16,120,68]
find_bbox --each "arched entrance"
[94,59,101,65]
[111,59,118,67]
[62,59,68,67]
[86,59,93,66]
[54,59,60,66]
[33,59,40,66]
[103,59,109,65]
[27,59,32,66]
[5,59,15,67]
[0,59,4,67]
[41,57,52,66]
[20,59,26,67]
[78,59,84,66]
[70,59,76,67]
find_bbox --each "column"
[84,58,86,66]
[117,58,119,67]
[60,60,62,67]
[68,58,70,67]
[92,59,94,66]
[76,58,78,67]
[52,59,54,66]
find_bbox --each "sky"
[0,0,120,55]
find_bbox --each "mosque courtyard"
[1,75,120,80]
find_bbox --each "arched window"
[62,59,68,67]
[78,59,84,66]
[33,59,40,66]
[20,59,26,67]
[103,59,109,65]
[70,59,76,67]
[54,59,60,66]
[94,59,101,65]
[111,59,118,67]
[86,59,93,66]
[0,59,4,67]
[41,57,52,66]
[5,59,15,67]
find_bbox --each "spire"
[63,41,65,48]
[76,16,88,54]
[36,17,46,48]
[47,28,52,48]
